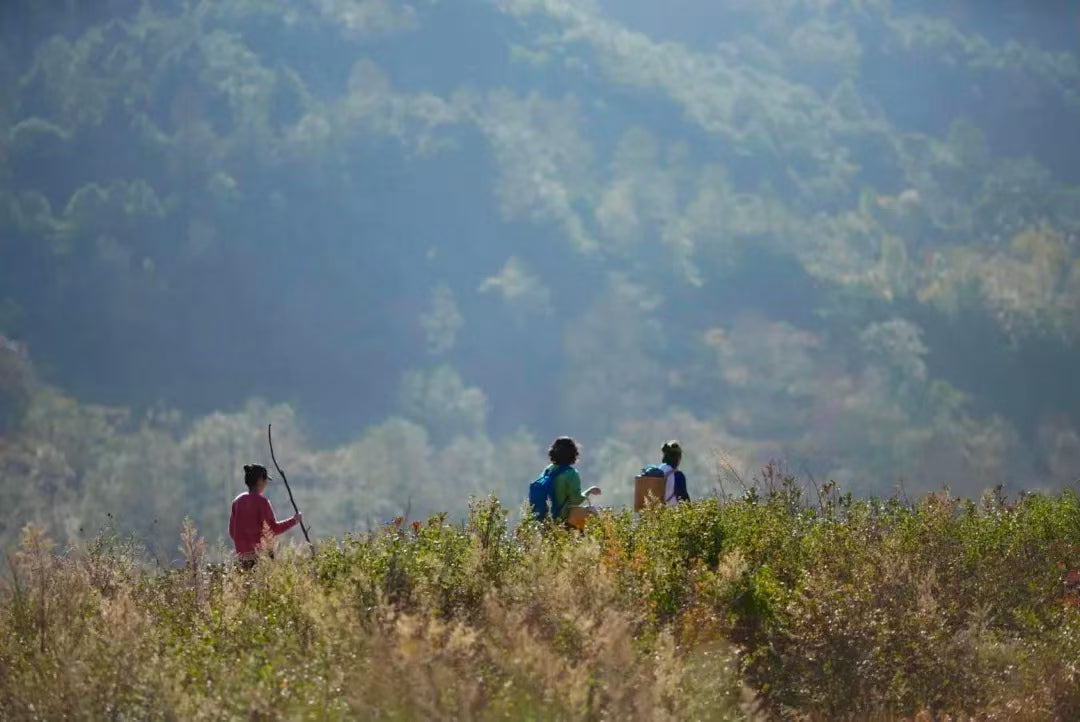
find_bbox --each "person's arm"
[228,501,238,546]
[674,471,690,502]
[261,496,299,536]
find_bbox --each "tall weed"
[2,485,1079,719]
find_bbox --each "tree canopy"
[1,0,1078,558]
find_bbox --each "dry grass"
[0,506,753,720]
[2,488,1080,720]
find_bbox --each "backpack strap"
[660,465,677,502]
[548,464,570,479]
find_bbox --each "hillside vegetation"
[3,483,1080,720]
[2,4,1079,715]
[1,0,1080,558]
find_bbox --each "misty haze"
[5,0,1079,556]
[4,1,1080,719]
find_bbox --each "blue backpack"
[528,464,571,522]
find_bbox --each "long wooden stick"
[268,423,313,552]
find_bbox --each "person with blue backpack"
[529,436,601,527]
[639,440,690,504]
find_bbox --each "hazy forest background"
[1,0,1079,562]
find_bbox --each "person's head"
[244,464,270,493]
[661,440,683,468]
[548,436,580,466]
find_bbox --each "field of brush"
[2,482,1080,720]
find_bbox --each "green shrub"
[3,484,1080,719]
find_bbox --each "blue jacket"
[672,470,690,502]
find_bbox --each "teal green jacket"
[551,466,586,521]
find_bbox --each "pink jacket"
[229,491,298,556]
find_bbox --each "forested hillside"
[1,0,1078,559]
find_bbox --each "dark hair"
[244,464,268,487]
[548,436,579,466]
[661,440,683,468]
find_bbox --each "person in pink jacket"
[229,464,302,568]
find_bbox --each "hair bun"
[243,464,253,473]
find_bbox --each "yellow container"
[634,475,667,512]
[567,506,593,531]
